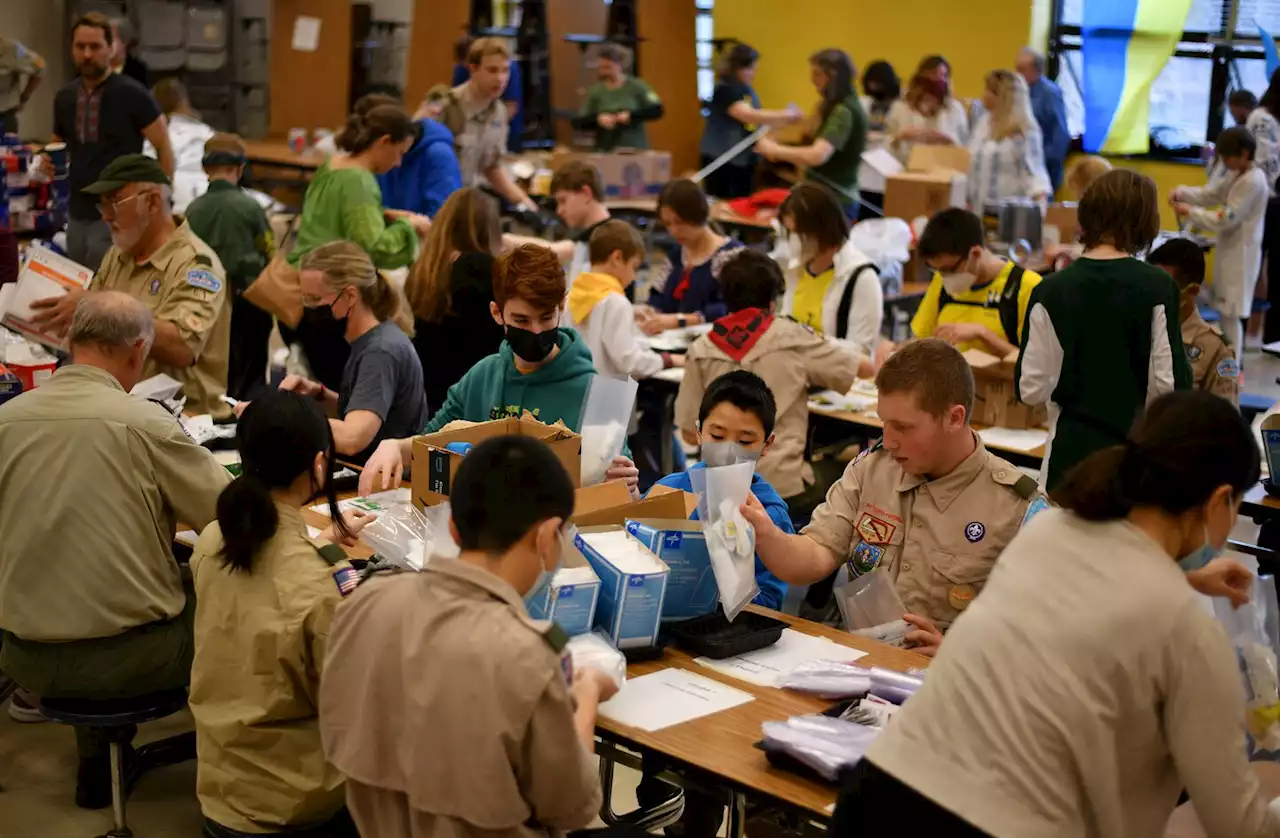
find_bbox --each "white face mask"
[939,251,979,296]
[788,232,820,265]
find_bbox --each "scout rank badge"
[149,277,161,295]
[848,508,898,576]
[948,583,977,611]
[1187,345,1202,361]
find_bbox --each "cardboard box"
[411,417,582,508]
[963,349,1047,430]
[1,245,95,352]
[549,147,672,200]
[525,540,601,636]
[574,525,670,649]
[1045,202,1079,243]
[625,518,718,620]
[883,145,971,223]
[572,482,697,528]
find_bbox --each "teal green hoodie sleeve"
[423,379,467,434]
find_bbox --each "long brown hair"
[404,187,501,323]
[809,49,855,124]
[300,241,414,335]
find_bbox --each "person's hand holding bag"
[1187,557,1253,608]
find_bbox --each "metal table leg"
[726,791,748,838]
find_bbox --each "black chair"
[40,690,190,838]
[203,812,359,838]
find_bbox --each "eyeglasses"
[98,190,152,218]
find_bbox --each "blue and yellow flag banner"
[1082,0,1193,154]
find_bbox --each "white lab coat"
[771,230,884,357]
[143,113,279,216]
[1175,166,1268,318]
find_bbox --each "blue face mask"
[523,531,565,611]
[1178,524,1222,572]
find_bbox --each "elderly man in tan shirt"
[0,291,230,809]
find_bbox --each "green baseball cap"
[81,154,172,195]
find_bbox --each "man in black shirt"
[53,13,172,270]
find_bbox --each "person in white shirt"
[771,181,883,357]
[566,219,680,380]
[885,55,969,165]
[834,389,1280,838]
[1173,125,1269,361]
[966,69,1051,213]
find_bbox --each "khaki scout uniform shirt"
[0,365,230,642]
[0,38,44,112]
[320,561,600,838]
[1183,310,1238,406]
[676,317,862,499]
[189,504,352,832]
[442,83,510,188]
[92,223,232,418]
[803,433,1039,628]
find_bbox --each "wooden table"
[241,139,325,172]
[808,404,1047,469]
[595,606,929,834]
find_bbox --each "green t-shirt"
[806,93,868,208]
[579,77,662,151]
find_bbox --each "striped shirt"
[966,113,1052,213]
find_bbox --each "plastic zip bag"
[1216,575,1280,752]
[578,374,639,485]
[835,569,908,647]
[566,631,627,691]
[780,660,873,699]
[704,461,759,621]
[760,715,882,781]
[361,502,433,571]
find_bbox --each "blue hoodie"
[376,119,462,218]
[648,462,792,611]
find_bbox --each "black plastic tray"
[666,611,786,659]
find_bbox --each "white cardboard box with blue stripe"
[525,539,602,636]
[574,525,670,649]
[625,518,717,621]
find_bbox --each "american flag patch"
[332,567,360,597]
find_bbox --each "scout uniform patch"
[149,278,161,295]
[1218,358,1239,378]
[1021,495,1052,528]
[948,583,976,611]
[856,510,897,545]
[332,566,360,597]
[1187,345,1203,361]
[964,522,985,543]
[187,268,221,294]
[849,540,885,576]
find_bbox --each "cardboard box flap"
[572,487,697,528]
[907,144,972,174]
[962,348,1004,369]
[574,480,633,517]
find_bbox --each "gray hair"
[69,291,155,355]
[1019,48,1045,74]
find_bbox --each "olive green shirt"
[807,93,869,209]
[92,223,232,418]
[0,365,231,642]
[578,77,662,151]
[185,180,275,294]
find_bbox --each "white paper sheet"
[598,668,755,732]
[291,16,321,51]
[977,426,1048,453]
[694,628,867,688]
[808,389,877,414]
[310,487,411,517]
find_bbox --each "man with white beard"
[31,154,231,418]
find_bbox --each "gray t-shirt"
[339,321,427,464]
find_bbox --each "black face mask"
[303,297,348,329]
[505,324,558,363]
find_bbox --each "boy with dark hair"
[360,245,640,497]
[678,249,870,525]
[567,219,679,379]
[903,207,1044,357]
[322,435,642,838]
[1228,89,1258,127]
[1148,238,1238,405]
[1173,125,1269,360]
[545,159,614,286]
[185,133,276,401]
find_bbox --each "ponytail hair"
[337,103,412,155]
[1052,391,1260,522]
[218,391,347,572]
[300,240,415,336]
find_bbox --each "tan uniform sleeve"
[156,258,228,359]
[1204,340,1240,406]
[300,571,345,700]
[801,454,868,561]
[138,419,232,531]
[1165,606,1280,838]
[518,671,602,831]
[674,350,706,434]
[801,333,861,393]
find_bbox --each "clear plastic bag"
[566,631,627,691]
[578,374,640,485]
[835,569,908,647]
[1216,575,1280,752]
[780,660,873,699]
[704,461,759,622]
[361,502,433,571]
[760,714,882,781]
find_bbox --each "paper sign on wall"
[292,16,321,52]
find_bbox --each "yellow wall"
[1082,156,1207,231]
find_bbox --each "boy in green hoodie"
[359,245,641,497]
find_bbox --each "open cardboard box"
[884,145,971,222]
[963,348,1047,430]
[411,417,582,508]
[572,481,698,527]
[548,147,673,200]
